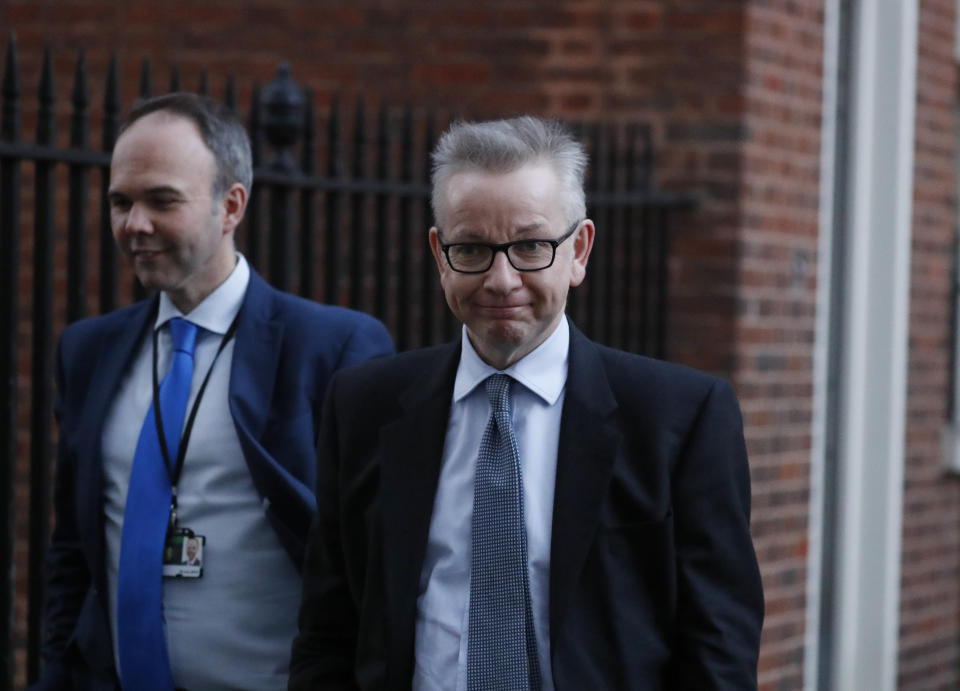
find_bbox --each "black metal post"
[27,48,56,685]
[224,75,236,112]
[99,56,119,314]
[396,107,413,350]
[622,125,638,354]
[0,34,22,691]
[132,58,153,302]
[420,111,437,346]
[602,125,618,347]
[639,204,652,354]
[374,104,390,323]
[655,207,669,359]
[245,83,262,268]
[324,96,343,304]
[631,123,656,351]
[268,189,292,293]
[67,52,90,324]
[299,90,316,299]
[588,124,608,343]
[349,99,367,310]
[139,57,152,99]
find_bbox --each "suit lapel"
[549,322,620,640]
[228,271,283,444]
[76,299,156,584]
[379,342,460,684]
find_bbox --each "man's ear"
[220,182,248,236]
[569,219,595,287]
[429,227,448,276]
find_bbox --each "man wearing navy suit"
[38,93,394,690]
[291,117,764,689]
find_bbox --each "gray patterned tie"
[467,373,541,691]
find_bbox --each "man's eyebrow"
[514,223,550,236]
[143,185,186,197]
[441,228,485,241]
[445,223,550,241]
[107,185,186,199]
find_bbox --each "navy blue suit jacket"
[291,321,764,690]
[38,269,394,690]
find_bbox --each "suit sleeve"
[37,338,93,688]
[671,378,764,689]
[289,373,360,690]
[335,315,394,369]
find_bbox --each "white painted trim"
[955,0,960,61]
[882,4,917,684]
[941,62,960,474]
[803,0,840,685]
[828,2,917,689]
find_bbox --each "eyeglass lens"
[447,241,555,271]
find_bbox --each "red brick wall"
[737,3,824,688]
[0,1,833,689]
[899,0,960,688]
[2,1,754,350]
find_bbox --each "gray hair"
[121,92,253,199]
[430,116,588,228]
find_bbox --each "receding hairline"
[117,109,206,142]
[441,152,562,179]
[112,111,219,175]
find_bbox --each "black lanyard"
[151,314,240,505]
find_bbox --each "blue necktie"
[117,318,197,690]
[467,373,541,691]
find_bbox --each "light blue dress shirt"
[102,254,301,690]
[413,318,569,691]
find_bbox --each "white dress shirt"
[413,318,569,691]
[101,254,302,690]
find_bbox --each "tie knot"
[485,373,512,416]
[168,318,198,357]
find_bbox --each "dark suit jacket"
[290,321,764,690]
[37,269,394,691]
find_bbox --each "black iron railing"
[0,36,694,687]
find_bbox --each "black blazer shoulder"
[586,332,732,401]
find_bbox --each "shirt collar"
[155,252,250,335]
[453,316,569,405]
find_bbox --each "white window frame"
[806,1,918,689]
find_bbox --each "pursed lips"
[476,303,527,315]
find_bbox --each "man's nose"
[123,202,153,234]
[482,250,523,292]
[127,203,153,233]
[112,202,153,233]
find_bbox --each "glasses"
[438,220,581,274]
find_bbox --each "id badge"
[163,527,205,578]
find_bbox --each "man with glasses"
[291,116,764,689]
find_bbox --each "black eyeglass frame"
[437,220,583,274]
